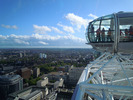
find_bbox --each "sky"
[0,0,133,48]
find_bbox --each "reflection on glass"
[87,15,114,43]
[119,17,133,42]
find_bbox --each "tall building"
[39,53,47,59]
[69,67,84,85]
[33,67,40,78]
[19,67,31,79]
[0,75,23,100]
[19,53,23,58]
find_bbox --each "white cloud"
[88,14,98,19]
[10,34,30,39]
[33,24,51,34]
[51,27,64,34]
[32,33,61,40]
[57,23,74,33]
[63,34,86,42]
[0,34,87,47]
[32,33,43,39]
[32,33,85,42]
[0,35,7,39]
[65,13,90,30]
[1,24,18,29]
[39,41,48,45]
[11,33,85,42]
[14,39,29,45]
[12,25,18,29]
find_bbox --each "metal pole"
[114,13,119,53]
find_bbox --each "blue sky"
[0,0,133,48]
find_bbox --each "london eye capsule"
[86,12,133,53]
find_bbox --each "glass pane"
[92,21,100,42]
[102,15,113,19]
[93,21,100,31]
[87,15,115,43]
[101,20,111,30]
[89,22,96,42]
[119,17,133,42]
[100,18,115,42]
[87,20,100,43]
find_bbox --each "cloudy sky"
[0,0,133,48]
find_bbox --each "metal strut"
[72,53,133,100]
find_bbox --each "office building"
[33,67,40,78]
[40,53,47,59]
[0,75,23,100]
[8,86,48,100]
[69,67,84,85]
[19,67,31,79]
[37,77,48,87]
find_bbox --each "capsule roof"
[91,12,133,22]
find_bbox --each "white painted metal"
[72,53,133,100]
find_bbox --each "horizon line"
[0,46,92,49]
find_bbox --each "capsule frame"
[86,12,133,53]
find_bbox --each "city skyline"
[0,0,133,48]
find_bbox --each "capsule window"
[119,17,133,42]
[87,20,100,43]
[101,18,115,42]
[87,15,115,43]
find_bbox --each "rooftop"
[8,86,46,99]
[0,75,22,84]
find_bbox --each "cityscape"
[1,0,133,100]
[0,48,100,100]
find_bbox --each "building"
[57,65,73,72]
[19,67,31,79]
[54,78,64,88]
[2,66,14,71]
[0,75,23,100]
[68,67,84,85]
[47,78,64,89]
[7,86,48,100]
[46,72,67,82]
[33,67,40,78]
[39,53,47,59]
[37,77,48,87]
[19,53,23,58]
[56,91,73,100]
[46,92,57,100]
[0,65,14,74]
[66,65,73,72]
